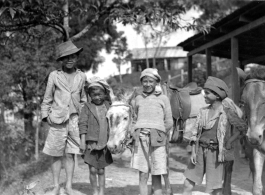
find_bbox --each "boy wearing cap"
[131,68,173,195]
[183,76,247,195]
[41,40,87,195]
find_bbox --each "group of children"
[41,40,247,195]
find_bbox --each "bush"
[0,122,34,184]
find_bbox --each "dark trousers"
[223,160,234,195]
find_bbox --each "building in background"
[131,46,187,72]
[111,46,187,86]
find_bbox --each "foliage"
[0,122,34,183]
[112,33,132,82]
[0,27,59,140]
[185,0,251,26]
[0,0,209,40]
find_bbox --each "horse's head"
[106,89,136,154]
[242,79,265,148]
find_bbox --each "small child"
[79,77,113,195]
[183,76,247,195]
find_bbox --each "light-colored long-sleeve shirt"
[41,68,87,124]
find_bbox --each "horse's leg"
[252,148,264,195]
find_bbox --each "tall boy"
[41,40,87,195]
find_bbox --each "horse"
[241,69,265,195]
[106,90,135,154]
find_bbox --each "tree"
[0,0,208,41]
[112,34,132,83]
[0,0,210,134]
[185,0,251,26]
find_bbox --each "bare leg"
[89,165,99,195]
[65,153,75,195]
[139,171,149,195]
[252,148,264,195]
[222,161,233,195]
[51,156,62,195]
[163,174,173,195]
[152,175,162,195]
[183,178,195,195]
[98,168,105,195]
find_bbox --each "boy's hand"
[226,141,232,150]
[47,117,52,125]
[190,152,197,165]
[42,117,52,125]
[80,141,86,152]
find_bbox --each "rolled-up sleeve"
[79,105,89,135]
[41,72,55,120]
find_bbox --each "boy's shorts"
[43,114,81,156]
[131,133,167,175]
[184,146,224,193]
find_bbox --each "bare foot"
[65,187,75,195]
[47,185,60,195]
[93,188,99,195]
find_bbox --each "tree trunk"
[0,103,5,124]
[144,41,149,69]
[118,65,123,83]
[24,112,34,137]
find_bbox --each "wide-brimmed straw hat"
[56,40,83,61]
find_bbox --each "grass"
[0,153,50,193]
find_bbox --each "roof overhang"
[178,1,265,65]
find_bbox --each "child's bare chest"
[63,72,77,88]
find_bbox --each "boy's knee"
[90,166,97,175]
[139,172,149,182]
[65,153,74,160]
[98,168,105,175]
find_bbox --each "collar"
[57,68,81,73]
[204,104,225,122]
[142,91,161,97]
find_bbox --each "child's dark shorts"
[83,147,113,169]
[184,146,224,193]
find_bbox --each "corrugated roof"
[131,47,187,60]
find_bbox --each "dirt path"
[2,144,253,195]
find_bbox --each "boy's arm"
[80,75,87,107]
[225,107,247,133]
[189,110,202,144]
[163,96,173,133]
[79,105,89,150]
[226,129,240,149]
[41,72,55,121]
[78,105,89,135]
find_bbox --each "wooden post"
[188,55,193,82]
[206,48,212,77]
[164,58,168,71]
[231,37,240,104]
[239,61,245,71]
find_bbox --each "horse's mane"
[245,67,265,81]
